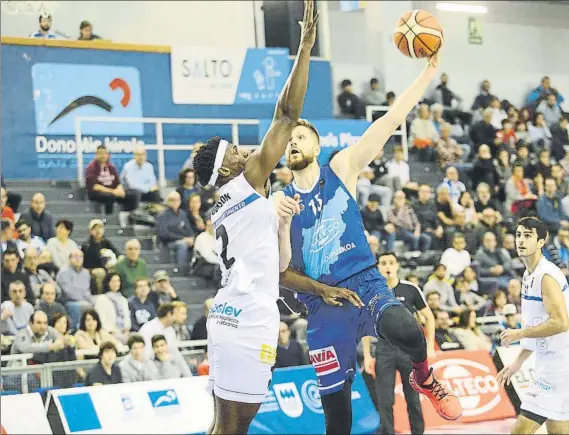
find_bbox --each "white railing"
[365,105,409,161]
[74,117,260,188]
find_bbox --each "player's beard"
[287,154,314,171]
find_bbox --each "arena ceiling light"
[435,3,488,13]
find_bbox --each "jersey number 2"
[215,224,235,270]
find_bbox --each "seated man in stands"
[435,185,456,229]
[15,220,45,253]
[172,301,191,342]
[424,264,462,315]
[119,334,159,383]
[151,270,180,306]
[151,334,192,379]
[82,219,120,270]
[526,76,565,110]
[120,145,163,208]
[155,191,195,264]
[19,193,55,241]
[275,321,308,368]
[191,298,213,341]
[388,190,431,251]
[192,219,222,285]
[435,122,467,170]
[1,187,16,222]
[56,249,94,330]
[85,144,136,220]
[85,341,123,386]
[23,247,60,301]
[1,281,35,336]
[1,219,20,257]
[440,233,471,280]
[129,277,158,332]
[410,104,439,160]
[445,210,478,253]
[474,232,514,289]
[1,249,34,305]
[46,219,79,269]
[474,183,503,221]
[536,177,569,236]
[413,184,445,249]
[37,282,66,324]
[361,77,385,108]
[113,239,148,298]
[474,207,503,248]
[337,79,364,119]
[439,166,466,204]
[434,310,464,351]
[425,290,441,313]
[361,194,395,252]
[470,108,497,152]
[471,80,496,112]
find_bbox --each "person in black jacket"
[470,108,497,152]
[1,249,35,305]
[274,322,308,368]
[81,219,120,270]
[337,79,364,119]
[155,191,194,265]
[85,341,123,386]
[471,80,497,112]
[361,194,395,251]
[18,193,56,241]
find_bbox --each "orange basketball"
[393,10,443,59]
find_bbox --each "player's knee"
[379,305,426,361]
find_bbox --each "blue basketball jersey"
[283,165,377,295]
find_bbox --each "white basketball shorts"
[206,290,279,403]
[521,348,569,421]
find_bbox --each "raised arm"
[274,191,300,272]
[244,0,318,190]
[331,51,442,178]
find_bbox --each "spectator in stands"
[1,176,22,212]
[410,104,438,161]
[275,321,307,368]
[46,219,78,269]
[361,77,385,108]
[470,108,497,152]
[434,310,464,351]
[129,277,157,332]
[176,168,201,209]
[10,311,65,359]
[182,142,204,170]
[452,309,491,352]
[536,93,562,127]
[488,97,507,130]
[193,219,222,285]
[475,232,514,288]
[456,191,479,226]
[494,148,513,200]
[23,247,60,301]
[85,341,123,386]
[19,193,56,241]
[515,121,531,145]
[445,210,478,253]
[431,103,445,135]
[172,301,191,342]
[85,144,136,218]
[1,219,20,257]
[463,265,484,294]
[113,239,147,298]
[526,76,565,109]
[49,313,79,368]
[551,164,569,199]
[487,289,508,316]
[56,249,93,330]
[78,20,101,40]
[435,122,467,169]
[1,281,34,336]
[471,145,498,190]
[385,146,418,193]
[496,119,517,152]
[531,149,553,180]
[357,166,392,207]
[472,80,496,112]
[367,233,380,258]
[119,335,159,383]
[413,184,444,249]
[424,264,461,314]
[434,73,471,125]
[502,233,524,271]
[156,191,194,264]
[151,270,180,305]
[440,233,471,279]
[435,185,455,228]
[474,183,503,220]
[187,193,206,234]
[37,282,66,324]
[2,249,34,305]
[120,146,162,208]
[0,188,15,223]
[528,112,552,149]
[454,277,487,314]
[383,91,396,107]
[505,164,537,213]
[82,219,120,271]
[551,117,569,162]
[553,228,569,270]
[361,194,395,251]
[439,166,466,204]
[30,14,59,39]
[337,79,363,119]
[388,190,430,251]
[15,220,45,253]
[152,334,192,379]
[537,177,569,235]
[425,290,441,313]
[191,298,213,340]
[75,309,124,354]
[94,273,131,343]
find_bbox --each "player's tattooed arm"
[244,0,319,192]
[280,267,364,308]
[330,48,442,183]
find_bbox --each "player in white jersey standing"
[497,217,569,434]
[193,2,362,433]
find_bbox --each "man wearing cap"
[113,239,148,298]
[82,219,120,270]
[151,270,179,306]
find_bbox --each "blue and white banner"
[171,47,290,105]
[258,119,371,165]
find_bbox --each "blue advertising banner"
[258,118,371,165]
[1,43,333,180]
[251,365,379,434]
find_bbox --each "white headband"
[208,139,228,187]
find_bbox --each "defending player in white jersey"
[497,217,569,434]
[192,2,362,433]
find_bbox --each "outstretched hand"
[299,0,319,47]
[428,44,442,69]
[320,286,365,308]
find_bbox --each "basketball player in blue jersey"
[276,49,463,433]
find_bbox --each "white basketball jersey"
[521,256,569,353]
[210,173,279,301]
